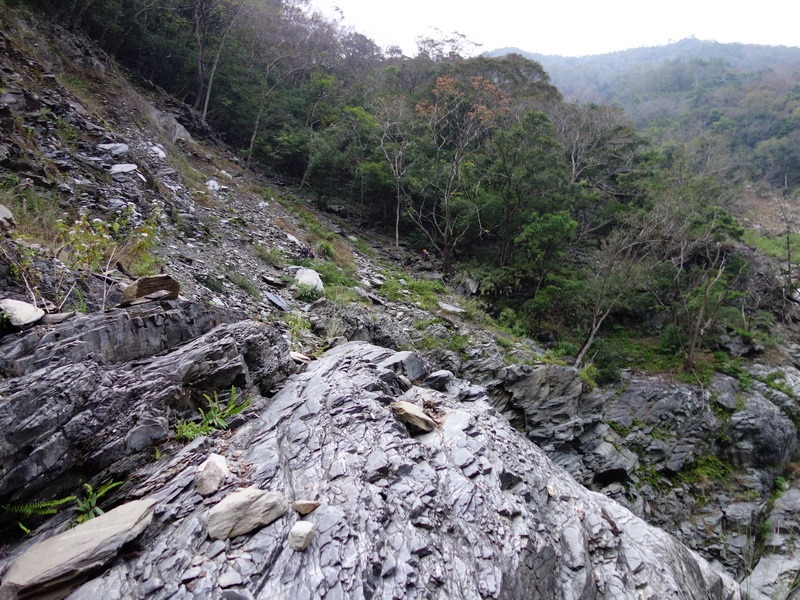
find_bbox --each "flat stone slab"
[264,291,290,312]
[0,498,156,599]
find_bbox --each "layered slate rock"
[12,342,741,599]
[0,301,294,503]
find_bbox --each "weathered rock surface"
[287,520,314,551]
[0,498,156,600]
[0,301,293,503]
[744,487,800,600]
[120,274,181,305]
[1,342,741,599]
[390,400,436,432]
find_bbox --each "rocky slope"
[1,8,799,599]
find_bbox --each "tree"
[482,110,574,267]
[405,75,509,275]
[375,95,415,246]
[646,199,747,370]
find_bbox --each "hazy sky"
[310,0,799,57]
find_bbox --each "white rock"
[206,180,228,193]
[196,453,229,497]
[438,302,465,314]
[0,204,16,237]
[389,401,437,432]
[207,487,288,540]
[294,268,324,292]
[288,520,315,551]
[96,143,129,156]
[0,299,44,327]
[148,145,167,159]
[109,163,138,174]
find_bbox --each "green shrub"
[226,271,260,299]
[74,480,124,523]
[254,244,285,268]
[294,283,323,302]
[315,240,335,259]
[175,387,251,442]
[579,363,599,390]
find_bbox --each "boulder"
[287,520,314,551]
[0,298,44,327]
[290,500,320,515]
[293,268,324,292]
[120,275,180,306]
[147,104,193,144]
[727,395,797,469]
[390,400,436,432]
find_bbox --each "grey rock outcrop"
[744,487,800,599]
[0,301,293,503]
[726,394,797,469]
[6,342,741,599]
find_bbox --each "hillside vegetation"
[3,0,800,384]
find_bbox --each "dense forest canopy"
[5,0,800,380]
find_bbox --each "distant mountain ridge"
[489,37,800,103]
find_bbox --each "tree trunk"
[71,0,96,30]
[246,101,265,169]
[193,2,207,111]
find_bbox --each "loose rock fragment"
[287,521,314,551]
[120,274,180,305]
[0,499,156,599]
[207,487,288,540]
[0,298,44,327]
[0,204,15,237]
[291,500,320,516]
[196,453,230,497]
[390,401,436,433]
